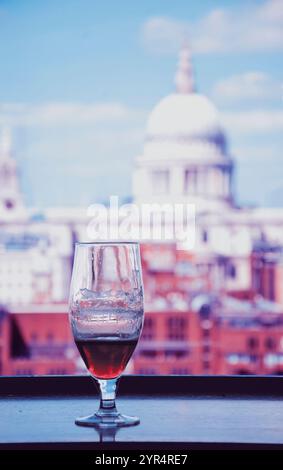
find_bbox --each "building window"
[203,344,211,354]
[250,355,258,363]
[203,361,210,371]
[265,337,276,351]
[184,169,196,194]
[140,350,157,358]
[48,369,67,375]
[137,368,157,375]
[202,229,208,243]
[47,332,54,342]
[199,304,211,318]
[202,328,210,338]
[247,337,259,350]
[226,262,237,279]
[167,317,187,340]
[4,199,14,210]
[170,368,190,375]
[152,170,169,195]
[142,317,156,340]
[164,349,189,359]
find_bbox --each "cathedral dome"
[146,92,224,144]
[133,45,234,212]
[143,45,227,157]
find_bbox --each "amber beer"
[75,337,138,379]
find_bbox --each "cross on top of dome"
[174,44,194,94]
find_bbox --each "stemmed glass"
[69,242,144,427]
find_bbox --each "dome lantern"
[174,45,194,94]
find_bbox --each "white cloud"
[141,17,189,55]
[141,0,283,54]
[0,102,145,127]
[212,72,282,103]
[258,0,283,22]
[221,109,283,134]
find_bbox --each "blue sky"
[0,0,282,207]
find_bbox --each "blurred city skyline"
[0,0,282,208]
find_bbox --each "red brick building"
[0,304,77,375]
[132,297,283,376]
[1,295,283,376]
[1,242,283,376]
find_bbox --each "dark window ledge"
[1,375,283,450]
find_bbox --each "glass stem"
[96,378,118,415]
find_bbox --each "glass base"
[75,411,140,428]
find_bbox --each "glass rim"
[75,241,140,246]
